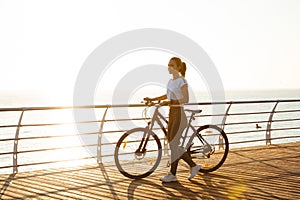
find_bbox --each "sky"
[0,0,300,103]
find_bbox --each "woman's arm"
[148,94,167,101]
[180,84,189,104]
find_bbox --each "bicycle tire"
[114,128,162,179]
[187,125,229,173]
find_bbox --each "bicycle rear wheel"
[114,128,162,179]
[187,125,229,173]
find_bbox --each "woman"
[146,57,201,183]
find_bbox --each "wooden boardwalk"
[1,142,300,199]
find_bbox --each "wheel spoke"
[188,125,229,173]
[114,128,162,179]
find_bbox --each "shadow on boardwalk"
[1,142,300,199]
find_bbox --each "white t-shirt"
[167,77,188,100]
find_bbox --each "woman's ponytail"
[180,62,186,77]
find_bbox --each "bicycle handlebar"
[142,98,182,107]
[142,98,161,107]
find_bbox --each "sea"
[0,89,299,174]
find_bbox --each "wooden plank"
[1,142,299,199]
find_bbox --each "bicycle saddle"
[184,109,202,114]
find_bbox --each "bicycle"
[114,99,229,179]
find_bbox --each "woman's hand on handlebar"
[143,97,155,106]
[143,97,170,107]
[143,97,168,106]
[144,97,153,102]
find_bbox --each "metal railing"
[0,99,299,174]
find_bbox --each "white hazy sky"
[1,0,300,98]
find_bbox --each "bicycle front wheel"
[114,128,162,179]
[187,125,229,173]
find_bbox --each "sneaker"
[188,164,201,180]
[160,172,178,183]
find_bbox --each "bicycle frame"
[148,105,168,136]
[144,105,211,152]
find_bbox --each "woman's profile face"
[168,59,179,74]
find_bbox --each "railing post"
[97,107,109,164]
[266,101,279,145]
[221,102,232,130]
[13,109,25,174]
[220,102,232,149]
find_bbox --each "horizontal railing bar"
[227,109,300,116]
[189,109,299,118]
[226,129,266,135]
[0,132,97,142]
[224,118,300,126]
[196,114,225,118]
[224,120,269,126]
[0,125,19,129]
[268,135,300,140]
[229,135,300,145]
[0,104,141,112]
[0,123,76,129]
[0,129,168,142]
[0,156,96,170]
[227,111,273,116]
[275,109,300,113]
[0,143,97,155]
[227,126,300,135]
[270,127,300,132]
[187,99,300,106]
[0,160,117,172]
[17,122,76,127]
[198,112,294,120]
[0,120,149,129]
[0,129,129,142]
[272,118,300,123]
[0,104,149,113]
[227,128,290,135]
[0,118,148,129]
[0,99,300,112]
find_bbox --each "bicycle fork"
[135,123,151,156]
